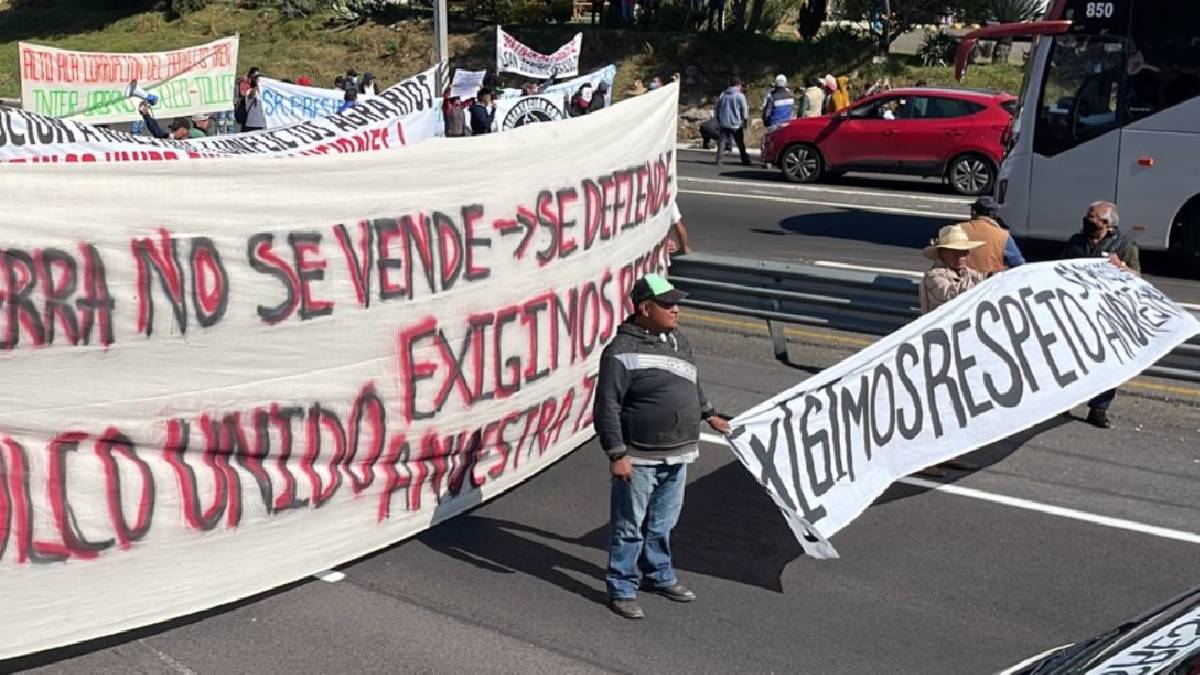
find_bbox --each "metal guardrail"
[670,253,1200,385]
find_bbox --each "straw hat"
[923,223,985,260]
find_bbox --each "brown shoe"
[608,598,644,620]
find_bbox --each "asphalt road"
[10,318,1200,675]
[674,148,1200,307]
[8,149,1200,675]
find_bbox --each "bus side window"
[1125,1,1200,122]
[1033,35,1125,157]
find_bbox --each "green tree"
[971,0,1045,63]
[798,0,827,40]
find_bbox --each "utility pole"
[433,0,449,90]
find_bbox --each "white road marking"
[138,639,198,675]
[679,188,963,220]
[678,175,974,206]
[313,570,346,583]
[698,433,1200,546]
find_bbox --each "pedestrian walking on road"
[715,77,750,166]
[961,196,1025,275]
[595,274,731,620]
[1060,201,1141,430]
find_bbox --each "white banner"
[450,69,487,100]
[496,27,582,79]
[499,64,616,114]
[19,37,240,125]
[258,76,346,128]
[493,94,567,131]
[0,83,680,658]
[0,65,445,163]
[727,261,1200,559]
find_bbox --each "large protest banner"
[258,76,347,128]
[727,262,1200,559]
[0,75,679,659]
[496,27,582,79]
[0,65,445,163]
[19,37,239,124]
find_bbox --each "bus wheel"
[780,144,823,183]
[948,154,995,196]
[1170,199,1200,278]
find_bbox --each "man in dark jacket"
[468,88,496,134]
[594,274,731,620]
[1061,200,1141,429]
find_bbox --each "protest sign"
[727,261,1200,559]
[499,64,616,112]
[450,69,487,100]
[0,65,445,163]
[494,94,566,131]
[0,82,680,659]
[258,77,346,128]
[19,37,240,125]
[496,27,582,79]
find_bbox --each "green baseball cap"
[630,273,687,305]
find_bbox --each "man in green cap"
[594,273,731,620]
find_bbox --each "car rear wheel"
[780,144,823,183]
[948,154,995,196]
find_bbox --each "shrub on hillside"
[278,0,324,17]
[918,30,959,67]
[813,24,872,60]
[170,0,210,13]
[548,0,573,23]
[507,0,550,23]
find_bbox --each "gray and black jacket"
[594,319,715,461]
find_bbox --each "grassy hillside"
[0,0,1023,108]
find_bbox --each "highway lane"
[674,148,1200,307]
[13,319,1200,675]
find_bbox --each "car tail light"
[998,121,1013,147]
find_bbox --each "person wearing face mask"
[1060,201,1141,429]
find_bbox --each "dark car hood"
[1007,586,1200,674]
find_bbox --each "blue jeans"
[607,463,687,599]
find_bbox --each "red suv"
[762,87,1016,195]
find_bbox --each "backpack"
[234,96,249,126]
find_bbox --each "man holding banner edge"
[594,274,731,620]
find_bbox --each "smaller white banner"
[494,94,566,131]
[727,261,1200,559]
[19,37,240,125]
[499,64,615,114]
[258,77,346,128]
[496,27,582,79]
[450,69,487,100]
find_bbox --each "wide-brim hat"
[923,223,985,260]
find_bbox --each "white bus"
[957,0,1200,274]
